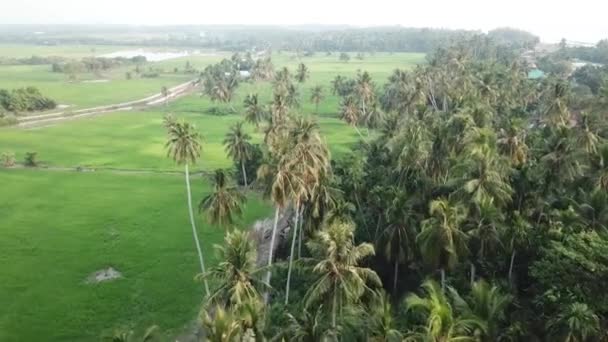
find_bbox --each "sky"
[2,0,607,43]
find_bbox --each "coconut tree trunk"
[185,163,210,297]
[508,251,516,283]
[392,260,399,296]
[297,205,305,259]
[332,283,337,329]
[263,207,281,303]
[470,263,476,285]
[440,268,446,292]
[285,203,300,304]
[241,161,248,187]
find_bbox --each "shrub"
[0,112,18,126]
[1,152,15,167]
[141,72,159,78]
[24,152,38,167]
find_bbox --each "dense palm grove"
[160,35,608,341]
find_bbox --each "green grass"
[0,107,361,170]
[0,64,192,109]
[0,168,271,342]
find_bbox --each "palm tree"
[224,122,253,187]
[367,290,403,342]
[201,306,242,342]
[547,302,600,342]
[305,221,381,329]
[310,86,324,114]
[377,188,417,295]
[296,63,309,83]
[199,169,246,229]
[165,120,210,297]
[355,71,375,122]
[405,280,485,341]
[257,150,302,303]
[450,280,513,341]
[417,199,468,290]
[286,307,332,342]
[331,75,346,96]
[196,229,263,307]
[284,118,330,304]
[340,96,364,138]
[243,94,266,129]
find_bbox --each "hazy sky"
[3,0,607,43]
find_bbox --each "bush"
[0,87,56,113]
[141,72,159,78]
[24,152,38,167]
[1,152,15,167]
[0,112,17,126]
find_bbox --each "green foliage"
[1,151,16,167]
[0,86,56,113]
[23,151,38,167]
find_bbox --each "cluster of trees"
[560,40,608,65]
[0,87,56,113]
[0,25,539,55]
[157,34,608,341]
[51,56,147,76]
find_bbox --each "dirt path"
[16,79,200,128]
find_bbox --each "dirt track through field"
[16,79,200,128]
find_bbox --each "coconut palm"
[199,169,246,229]
[305,221,381,329]
[367,290,403,342]
[331,75,346,96]
[243,94,266,128]
[547,302,600,342]
[591,144,608,192]
[165,120,210,297]
[296,63,309,83]
[340,96,364,138]
[310,85,324,114]
[355,71,375,121]
[405,280,485,341]
[197,229,263,307]
[224,121,253,187]
[286,307,332,342]
[417,199,468,290]
[201,306,242,342]
[497,119,528,168]
[450,280,513,341]
[377,188,417,295]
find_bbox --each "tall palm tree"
[305,221,381,329]
[547,302,600,342]
[417,199,468,290]
[405,280,485,341]
[285,118,330,304]
[331,75,346,96]
[356,71,375,122]
[450,280,513,341]
[224,121,253,187]
[296,63,309,83]
[377,188,417,295]
[165,120,210,297]
[196,229,263,307]
[340,96,364,138]
[310,85,324,114]
[199,169,246,229]
[243,94,266,129]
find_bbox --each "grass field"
[0,50,425,341]
[0,44,135,59]
[0,169,271,342]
